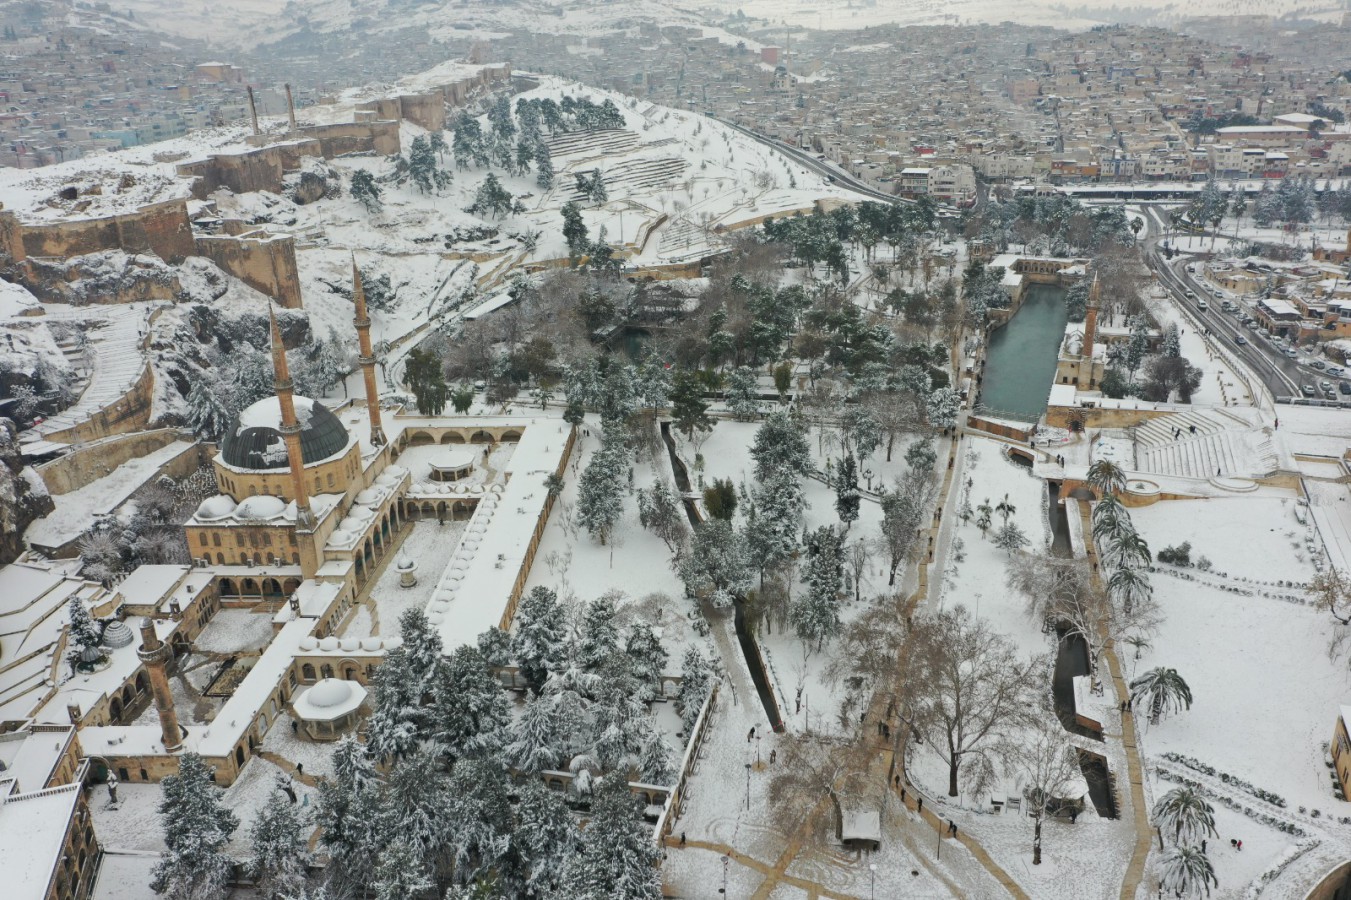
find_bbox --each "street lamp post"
[869,863,877,900]
[745,762,752,810]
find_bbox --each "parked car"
[1340,382,1351,396]
[1321,380,1334,391]
[1311,360,1327,370]
[1245,321,1258,330]
[1302,384,1317,397]
[1327,366,1344,377]
[1285,347,1298,357]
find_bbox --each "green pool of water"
[978,282,1068,422]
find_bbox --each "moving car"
[1340,382,1351,396]
[1235,335,1247,345]
[1311,360,1327,370]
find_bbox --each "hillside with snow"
[100,0,1351,50]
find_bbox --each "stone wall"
[194,232,302,308]
[39,362,156,446]
[35,428,184,496]
[4,199,194,267]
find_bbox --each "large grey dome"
[219,396,350,470]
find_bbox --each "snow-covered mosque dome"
[195,494,238,521]
[234,494,287,520]
[219,395,350,470]
[305,678,356,710]
[100,619,134,649]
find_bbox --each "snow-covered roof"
[293,678,367,722]
[840,807,881,843]
[0,779,82,899]
[0,725,74,794]
[113,565,188,608]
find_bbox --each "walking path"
[1076,502,1154,900]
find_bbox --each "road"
[1138,205,1334,402]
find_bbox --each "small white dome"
[340,638,359,651]
[376,472,400,487]
[236,495,286,520]
[339,517,365,532]
[396,554,416,571]
[299,636,319,651]
[196,494,238,521]
[355,489,382,505]
[428,612,445,625]
[318,636,339,652]
[329,529,355,546]
[383,636,403,651]
[361,637,382,651]
[385,465,407,477]
[306,678,353,709]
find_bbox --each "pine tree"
[534,141,554,191]
[743,470,805,581]
[67,596,103,658]
[398,607,444,686]
[905,438,937,475]
[315,738,382,889]
[578,596,619,671]
[1162,323,1182,358]
[365,647,423,763]
[250,773,310,899]
[751,411,812,482]
[372,837,434,900]
[678,518,753,608]
[925,386,960,432]
[514,140,534,176]
[476,626,511,667]
[349,168,382,212]
[150,754,239,900]
[676,648,712,732]
[834,455,860,529]
[559,776,662,899]
[452,112,482,170]
[575,438,628,545]
[624,625,668,702]
[404,347,449,415]
[669,371,713,443]
[515,780,575,894]
[636,480,688,553]
[726,366,762,421]
[562,201,589,265]
[512,586,567,692]
[185,373,233,440]
[407,135,438,194]
[637,723,676,785]
[505,691,564,773]
[434,645,512,762]
[446,756,515,882]
[793,526,844,646]
[384,748,452,859]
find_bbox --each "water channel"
[659,422,784,731]
[978,282,1069,422]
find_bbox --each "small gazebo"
[429,449,476,483]
[292,678,367,741]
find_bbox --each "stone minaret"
[351,258,386,447]
[1080,274,1101,388]
[136,618,183,752]
[284,83,298,133]
[269,307,316,531]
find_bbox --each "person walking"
[917,796,923,814]
[770,749,777,764]
[680,832,686,847]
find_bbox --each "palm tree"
[1130,667,1193,725]
[1101,531,1151,572]
[1123,634,1152,659]
[1086,460,1127,497]
[1108,566,1153,614]
[995,493,1016,525]
[976,499,993,538]
[1157,845,1218,898]
[1091,496,1134,543]
[1153,787,1217,851]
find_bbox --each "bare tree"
[767,733,873,842]
[823,600,902,697]
[900,605,1044,797]
[846,538,871,604]
[1010,710,1085,865]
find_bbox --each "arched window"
[301,663,316,681]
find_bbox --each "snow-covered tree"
[842,404,883,460]
[559,776,662,899]
[743,470,805,582]
[925,386,960,432]
[469,173,514,219]
[636,480,688,554]
[575,437,628,545]
[150,753,239,900]
[433,645,512,762]
[904,437,937,475]
[445,756,514,882]
[901,605,1041,796]
[992,520,1029,555]
[505,691,564,774]
[1130,666,1193,725]
[372,837,435,900]
[249,773,310,898]
[67,596,102,659]
[535,142,555,189]
[349,168,381,212]
[1157,845,1218,898]
[577,596,619,671]
[512,586,567,692]
[514,779,575,894]
[793,526,845,647]
[1011,711,1083,865]
[726,366,762,421]
[315,738,382,890]
[1161,323,1182,358]
[624,625,668,703]
[1087,459,1127,498]
[1153,786,1217,850]
[1125,315,1151,378]
[1100,530,1151,572]
[676,648,712,733]
[880,471,935,585]
[751,411,812,482]
[834,454,860,530]
[670,371,712,443]
[407,134,450,194]
[637,722,676,785]
[364,646,423,762]
[476,626,511,668]
[677,518,753,608]
[384,748,453,862]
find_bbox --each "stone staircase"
[1132,409,1264,478]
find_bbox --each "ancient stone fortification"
[0,199,195,269]
[34,428,187,496]
[195,231,302,308]
[40,362,157,446]
[0,418,55,565]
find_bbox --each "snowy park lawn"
[521,420,705,669]
[937,436,1053,655]
[1272,406,1351,459]
[1129,496,1315,585]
